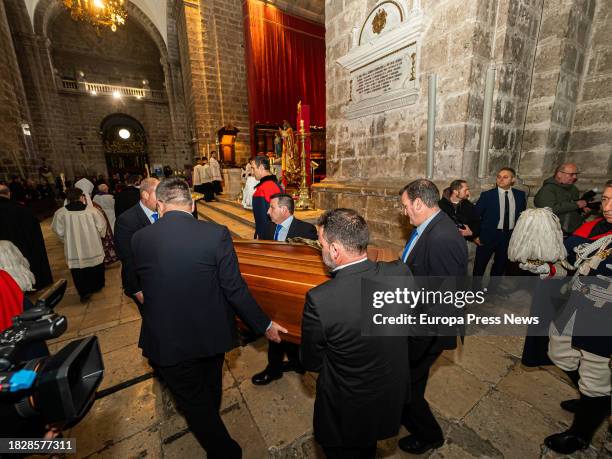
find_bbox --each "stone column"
[565,0,612,187]
[519,0,597,185]
[176,0,251,165]
[0,0,29,180]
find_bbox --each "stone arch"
[100,113,149,176]
[33,0,168,61]
[100,113,147,137]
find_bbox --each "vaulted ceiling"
[23,0,168,44]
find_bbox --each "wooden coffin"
[234,240,398,344]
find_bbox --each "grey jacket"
[534,177,582,233]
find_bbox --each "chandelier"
[63,0,127,32]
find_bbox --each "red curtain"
[243,0,325,156]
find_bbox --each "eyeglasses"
[559,170,578,176]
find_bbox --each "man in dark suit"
[398,179,468,454]
[131,178,286,458]
[301,208,410,458]
[113,177,159,307]
[252,193,318,385]
[472,167,527,290]
[438,179,481,243]
[114,174,141,217]
[0,184,53,290]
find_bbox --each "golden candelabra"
[295,121,314,210]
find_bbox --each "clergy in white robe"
[209,153,223,194]
[52,187,107,302]
[93,183,116,230]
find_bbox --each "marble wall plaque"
[337,0,424,119]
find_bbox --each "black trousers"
[212,180,223,194]
[154,354,241,459]
[402,339,444,444]
[267,341,300,374]
[202,182,214,201]
[322,444,377,459]
[70,263,105,298]
[473,229,513,289]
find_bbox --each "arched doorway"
[101,114,148,177]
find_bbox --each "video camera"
[0,279,104,429]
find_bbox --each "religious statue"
[274,133,282,159]
[280,120,300,187]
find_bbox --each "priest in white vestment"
[93,183,116,230]
[209,152,223,195]
[52,187,107,302]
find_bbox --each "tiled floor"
[37,216,610,458]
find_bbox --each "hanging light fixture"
[63,0,127,32]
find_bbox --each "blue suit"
[473,187,526,279]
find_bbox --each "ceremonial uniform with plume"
[510,201,611,455]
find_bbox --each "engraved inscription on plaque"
[337,0,424,119]
[355,58,403,96]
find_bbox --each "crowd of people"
[0,158,610,457]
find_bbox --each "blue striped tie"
[274,224,282,241]
[401,229,419,263]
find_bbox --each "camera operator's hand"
[265,321,287,343]
[459,225,473,237]
[134,291,144,303]
[576,199,587,209]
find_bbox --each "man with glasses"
[535,163,588,235]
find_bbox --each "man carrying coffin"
[301,208,410,458]
[251,193,317,385]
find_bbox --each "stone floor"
[36,216,611,459]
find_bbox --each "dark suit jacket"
[404,211,468,353]
[475,187,527,244]
[0,197,53,289]
[114,202,151,296]
[262,217,318,241]
[131,210,270,366]
[114,186,141,218]
[438,197,481,239]
[301,259,410,447]
[405,211,468,277]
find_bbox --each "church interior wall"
[519,0,597,185]
[0,0,31,181]
[176,0,252,165]
[317,0,612,249]
[1,0,192,181]
[55,95,182,177]
[566,0,612,178]
[50,13,166,90]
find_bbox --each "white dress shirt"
[497,187,516,230]
[139,201,157,224]
[274,215,294,241]
[332,257,368,272]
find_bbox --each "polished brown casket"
[234,240,398,343]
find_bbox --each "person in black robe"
[0,184,53,290]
